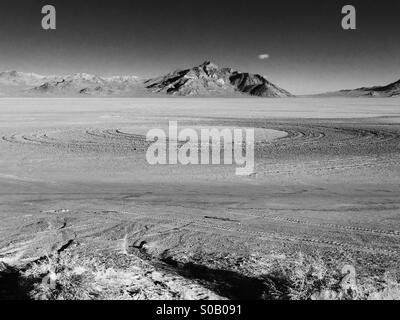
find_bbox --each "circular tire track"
[2,128,151,153]
[209,119,400,152]
[3,120,400,157]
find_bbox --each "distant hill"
[0,62,292,97]
[0,71,49,96]
[145,61,292,97]
[316,79,400,97]
[0,71,145,97]
[0,70,46,86]
[30,73,143,96]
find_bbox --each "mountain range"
[0,62,398,97]
[0,62,291,97]
[317,79,400,97]
[0,71,145,97]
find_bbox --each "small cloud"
[258,54,270,60]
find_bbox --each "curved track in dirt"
[3,120,400,158]
[2,128,151,153]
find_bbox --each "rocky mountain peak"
[198,61,220,71]
[145,61,292,97]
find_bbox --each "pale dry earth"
[0,98,400,299]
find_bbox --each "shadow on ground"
[0,264,33,300]
[161,257,293,299]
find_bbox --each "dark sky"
[0,0,399,94]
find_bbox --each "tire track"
[2,128,150,153]
[3,121,400,157]
[266,215,400,237]
[124,213,399,256]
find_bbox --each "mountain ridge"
[0,61,292,97]
[145,61,292,97]
[314,78,400,97]
[0,70,144,97]
[1,62,398,98]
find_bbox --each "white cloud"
[258,54,270,60]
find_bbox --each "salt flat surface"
[0,97,399,120]
[0,97,399,299]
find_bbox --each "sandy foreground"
[0,98,400,300]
